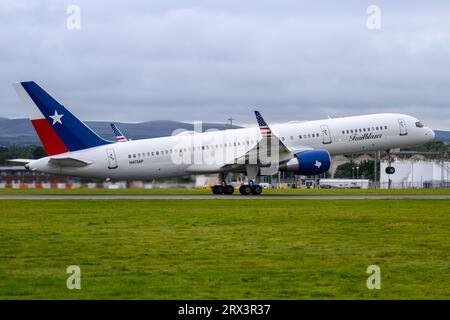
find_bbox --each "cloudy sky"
[1,0,450,128]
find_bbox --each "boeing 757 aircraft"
[11,81,435,195]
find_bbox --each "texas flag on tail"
[13,81,111,156]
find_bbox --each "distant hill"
[0,118,241,146]
[434,130,450,143]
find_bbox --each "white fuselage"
[28,113,435,180]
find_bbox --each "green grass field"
[0,199,448,299]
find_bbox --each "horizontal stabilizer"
[48,157,92,167]
[8,159,34,164]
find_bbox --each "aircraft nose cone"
[426,128,435,140]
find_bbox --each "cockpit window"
[415,121,424,128]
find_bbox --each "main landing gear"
[211,183,263,195]
[211,184,235,195]
[210,172,263,195]
[211,172,235,195]
[239,183,262,195]
[238,164,263,195]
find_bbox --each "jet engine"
[279,149,331,175]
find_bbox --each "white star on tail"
[314,160,322,168]
[49,110,64,125]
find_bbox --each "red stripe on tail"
[31,119,69,155]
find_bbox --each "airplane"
[110,123,128,142]
[10,81,435,195]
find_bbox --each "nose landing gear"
[385,149,396,189]
[385,166,395,175]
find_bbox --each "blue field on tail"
[21,81,111,151]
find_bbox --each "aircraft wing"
[48,157,93,167]
[225,111,294,169]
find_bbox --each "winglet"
[254,111,268,127]
[254,110,272,138]
[110,123,128,142]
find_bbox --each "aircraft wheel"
[239,185,252,195]
[212,185,224,194]
[224,185,235,195]
[251,185,263,195]
[385,166,395,175]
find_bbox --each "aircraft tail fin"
[13,81,111,156]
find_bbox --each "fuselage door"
[398,119,408,136]
[320,125,332,144]
[106,149,118,169]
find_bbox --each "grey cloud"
[0,0,450,129]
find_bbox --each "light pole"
[227,117,235,129]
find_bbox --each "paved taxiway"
[1,194,450,200]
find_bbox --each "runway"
[1,194,450,200]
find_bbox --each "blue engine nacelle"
[279,149,331,175]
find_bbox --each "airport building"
[380,159,450,189]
